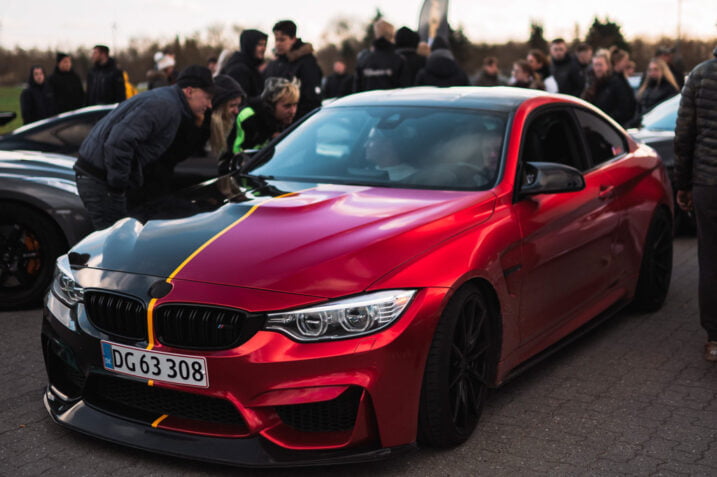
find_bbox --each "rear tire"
[0,203,65,309]
[418,284,495,447]
[631,208,673,312]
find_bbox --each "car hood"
[628,128,674,144]
[74,182,495,297]
[0,150,76,181]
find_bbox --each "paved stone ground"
[0,236,714,476]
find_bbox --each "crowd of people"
[19,17,689,229]
[15,16,717,362]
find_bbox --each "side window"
[55,122,95,148]
[574,109,628,167]
[521,109,586,171]
[23,127,64,146]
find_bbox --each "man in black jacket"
[74,65,214,229]
[48,53,84,113]
[86,45,126,105]
[415,37,469,87]
[264,20,322,121]
[674,46,717,361]
[549,38,583,97]
[221,29,268,99]
[322,60,354,99]
[355,19,409,92]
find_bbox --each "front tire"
[0,203,65,309]
[631,208,673,312]
[418,284,495,447]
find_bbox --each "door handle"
[598,185,615,200]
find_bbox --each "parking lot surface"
[0,236,715,476]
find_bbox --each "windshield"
[252,106,508,190]
[641,94,680,131]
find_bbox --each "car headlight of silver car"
[265,290,416,342]
[51,254,84,306]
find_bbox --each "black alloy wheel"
[631,208,673,312]
[418,284,495,447]
[0,204,65,309]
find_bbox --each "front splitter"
[43,387,415,468]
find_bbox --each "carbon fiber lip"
[44,386,416,468]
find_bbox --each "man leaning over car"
[74,65,214,230]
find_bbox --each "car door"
[511,107,622,345]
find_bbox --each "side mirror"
[520,162,585,196]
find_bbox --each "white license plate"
[101,341,208,388]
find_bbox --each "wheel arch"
[450,277,504,387]
[0,198,71,251]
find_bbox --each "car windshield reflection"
[252,106,508,191]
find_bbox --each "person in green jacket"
[233,77,299,153]
[217,77,299,173]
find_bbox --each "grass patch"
[0,86,23,134]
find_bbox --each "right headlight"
[51,254,84,306]
[264,289,416,342]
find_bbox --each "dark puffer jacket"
[674,48,717,189]
[354,38,409,92]
[48,67,84,113]
[75,85,193,192]
[263,39,322,120]
[221,29,268,99]
[86,57,126,105]
[415,50,469,87]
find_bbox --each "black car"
[0,105,114,156]
[0,150,93,308]
[628,94,693,233]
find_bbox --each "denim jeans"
[75,174,127,230]
[693,185,717,341]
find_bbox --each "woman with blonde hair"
[637,58,679,116]
[208,75,246,163]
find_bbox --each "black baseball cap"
[176,65,215,94]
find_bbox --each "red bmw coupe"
[42,87,673,467]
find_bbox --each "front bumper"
[41,283,447,466]
[43,386,414,467]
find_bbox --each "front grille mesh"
[155,304,261,350]
[84,373,246,426]
[84,291,147,341]
[276,387,363,432]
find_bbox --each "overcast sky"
[1,0,715,52]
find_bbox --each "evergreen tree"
[528,21,548,52]
[585,17,630,52]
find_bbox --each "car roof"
[11,104,116,135]
[326,86,552,113]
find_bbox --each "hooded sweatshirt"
[221,29,268,99]
[20,67,56,124]
[415,49,469,87]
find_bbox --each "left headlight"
[51,254,84,306]
[265,289,416,342]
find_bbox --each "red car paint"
[42,89,674,464]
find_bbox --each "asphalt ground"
[0,236,715,476]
